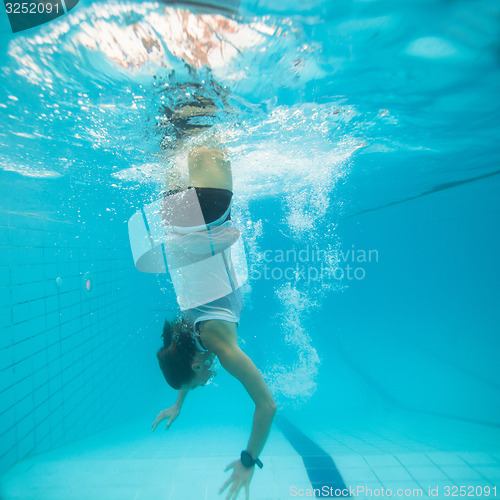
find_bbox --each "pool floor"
[1,407,499,499]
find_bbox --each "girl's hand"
[151,405,180,431]
[219,459,254,500]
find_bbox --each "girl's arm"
[151,389,189,431]
[176,389,189,407]
[201,320,276,499]
[201,320,277,458]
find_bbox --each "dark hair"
[156,317,197,390]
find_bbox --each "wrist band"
[240,450,263,469]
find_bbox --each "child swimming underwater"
[129,81,276,500]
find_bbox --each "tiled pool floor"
[1,408,499,499]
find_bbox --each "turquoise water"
[1,0,500,498]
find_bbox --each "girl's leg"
[160,81,231,191]
[187,144,232,191]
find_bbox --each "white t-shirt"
[184,288,243,330]
[129,188,248,311]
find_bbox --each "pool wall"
[0,172,163,476]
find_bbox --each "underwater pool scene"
[1,0,500,498]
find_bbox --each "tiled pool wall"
[325,189,500,428]
[0,176,165,475]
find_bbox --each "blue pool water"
[1,0,500,498]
